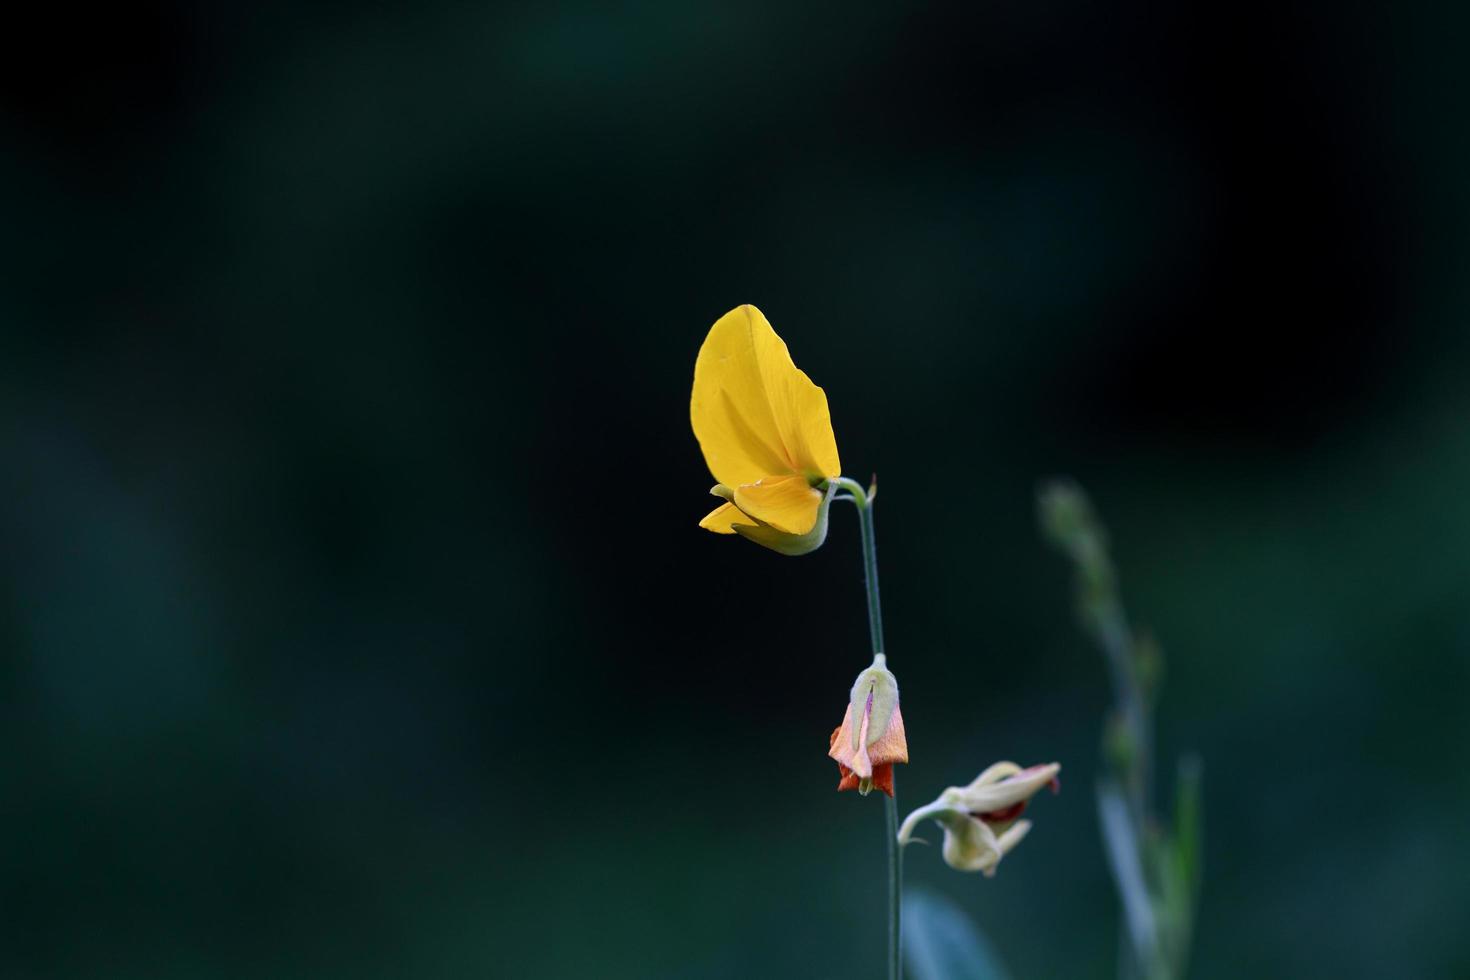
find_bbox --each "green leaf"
[1159,755,1204,976]
[1173,755,1203,898]
[903,888,1014,980]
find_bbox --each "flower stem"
[835,477,885,658]
[835,475,899,980]
[885,791,902,980]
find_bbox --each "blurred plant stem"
[835,475,901,980]
[1039,481,1202,980]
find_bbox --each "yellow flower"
[691,305,842,555]
[897,762,1061,876]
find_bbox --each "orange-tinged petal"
[831,723,897,797]
[690,305,841,487]
[732,474,823,535]
[698,501,757,534]
[834,725,899,799]
[828,703,870,778]
[837,763,895,796]
[828,697,907,778]
[867,705,909,768]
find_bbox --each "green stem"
[835,475,898,979]
[886,792,902,980]
[835,477,884,658]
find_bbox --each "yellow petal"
[698,501,757,534]
[731,481,837,556]
[750,312,841,481]
[690,305,841,488]
[733,474,822,535]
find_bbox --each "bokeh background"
[4,2,1468,977]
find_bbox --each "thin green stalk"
[834,475,898,980]
[836,477,884,657]
[885,792,902,980]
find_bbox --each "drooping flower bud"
[897,762,1060,876]
[827,655,909,796]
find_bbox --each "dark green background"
[3,2,1467,977]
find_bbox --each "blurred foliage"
[2,1,1470,978]
[905,890,1013,980]
[1041,480,1201,978]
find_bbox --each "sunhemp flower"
[827,655,909,797]
[897,762,1061,876]
[690,305,842,555]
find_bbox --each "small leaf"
[1154,755,1204,976]
[904,888,1014,980]
[1173,755,1203,898]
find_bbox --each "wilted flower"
[897,762,1060,876]
[691,305,842,555]
[827,655,909,796]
